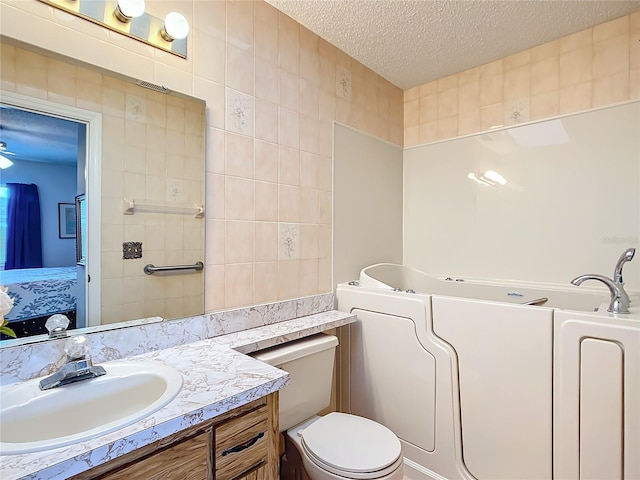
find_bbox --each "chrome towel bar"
[123,198,205,218]
[144,261,204,275]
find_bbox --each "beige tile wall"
[0,44,205,324]
[203,2,403,310]
[404,11,640,147]
[0,0,403,313]
[7,1,630,314]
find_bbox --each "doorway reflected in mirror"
[0,108,84,339]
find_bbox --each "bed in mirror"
[0,40,206,344]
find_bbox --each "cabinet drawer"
[214,405,269,479]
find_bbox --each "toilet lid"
[301,413,402,475]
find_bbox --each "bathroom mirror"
[0,41,206,344]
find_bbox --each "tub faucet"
[613,247,635,285]
[571,274,630,314]
[39,335,106,390]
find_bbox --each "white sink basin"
[0,361,183,455]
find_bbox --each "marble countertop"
[0,309,356,480]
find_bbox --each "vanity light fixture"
[114,0,146,23]
[160,12,189,42]
[37,0,188,58]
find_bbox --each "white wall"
[403,101,640,290]
[334,124,403,285]
[2,159,77,267]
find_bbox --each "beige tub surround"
[0,309,356,480]
[403,101,639,291]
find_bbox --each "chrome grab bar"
[144,261,204,275]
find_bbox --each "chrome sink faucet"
[613,247,635,285]
[571,247,635,314]
[39,335,106,390]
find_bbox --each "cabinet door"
[214,405,269,479]
[235,464,267,480]
[101,430,212,480]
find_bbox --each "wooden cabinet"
[72,393,279,480]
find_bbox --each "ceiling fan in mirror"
[0,140,15,169]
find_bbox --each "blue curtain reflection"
[6,183,42,269]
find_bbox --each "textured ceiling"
[267,0,640,90]
[0,106,80,166]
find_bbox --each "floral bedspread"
[1,267,77,322]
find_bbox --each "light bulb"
[115,0,145,22]
[161,12,189,41]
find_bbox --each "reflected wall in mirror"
[0,42,205,341]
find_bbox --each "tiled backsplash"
[0,293,335,386]
[404,12,640,146]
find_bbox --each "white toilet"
[252,334,404,479]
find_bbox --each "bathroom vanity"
[71,395,278,480]
[0,299,356,480]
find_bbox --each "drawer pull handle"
[221,432,265,456]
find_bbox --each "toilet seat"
[300,412,403,479]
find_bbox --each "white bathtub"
[337,264,639,480]
[359,263,607,312]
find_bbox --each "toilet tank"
[251,334,339,431]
